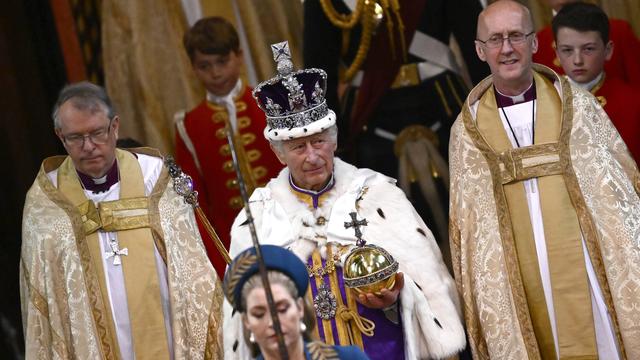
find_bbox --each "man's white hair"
[269,124,338,156]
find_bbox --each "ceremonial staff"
[165,127,289,360]
[166,42,291,359]
[223,117,290,360]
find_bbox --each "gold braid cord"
[319,0,406,82]
[337,306,375,337]
[319,0,364,29]
[195,207,232,264]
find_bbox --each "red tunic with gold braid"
[591,75,640,162]
[534,19,640,89]
[175,86,283,276]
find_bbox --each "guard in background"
[303,0,489,262]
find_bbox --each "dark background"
[1,0,67,357]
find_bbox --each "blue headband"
[223,245,309,311]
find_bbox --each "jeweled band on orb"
[343,261,399,288]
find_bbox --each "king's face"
[275,131,337,191]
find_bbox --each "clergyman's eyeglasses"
[62,118,114,148]
[477,31,535,48]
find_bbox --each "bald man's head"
[477,0,534,40]
[475,0,538,95]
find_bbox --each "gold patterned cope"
[449,65,640,359]
[57,149,170,359]
[477,72,596,359]
[20,148,222,359]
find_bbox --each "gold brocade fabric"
[215,0,303,83]
[78,196,150,235]
[57,149,170,359]
[101,0,201,154]
[199,0,303,83]
[449,65,640,359]
[475,73,596,359]
[20,149,222,359]
[97,197,150,233]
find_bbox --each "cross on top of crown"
[271,41,291,62]
[271,41,294,76]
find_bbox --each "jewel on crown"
[252,41,334,140]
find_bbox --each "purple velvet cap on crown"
[252,41,336,141]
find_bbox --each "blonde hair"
[240,270,317,357]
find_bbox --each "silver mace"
[224,123,289,360]
[165,123,288,359]
[165,123,289,360]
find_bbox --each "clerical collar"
[77,161,119,194]
[567,72,604,92]
[494,82,536,107]
[289,173,335,209]
[206,78,243,105]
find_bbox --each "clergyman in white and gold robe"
[20,148,223,359]
[449,64,640,359]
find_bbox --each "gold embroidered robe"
[20,148,223,359]
[449,65,640,359]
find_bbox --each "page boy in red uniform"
[553,2,640,161]
[535,0,640,89]
[175,17,282,276]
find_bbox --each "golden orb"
[343,244,398,296]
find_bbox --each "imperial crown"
[252,41,336,141]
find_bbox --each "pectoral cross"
[105,237,128,266]
[344,212,368,246]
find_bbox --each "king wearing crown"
[222,41,465,360]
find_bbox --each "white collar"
[567,72,603,91]
[495,81,534,104]
[206,78,243,105]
